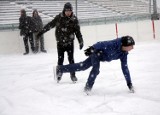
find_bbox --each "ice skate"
[41,49,47,53]
[53,66,62,83]
[127,83,135,93]
[23,52,29,55]
[84,83,92,95]
[70,74,78,83]
[129,86,135,93]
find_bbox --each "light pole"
[151,0,159,20]
[153,0,158,14]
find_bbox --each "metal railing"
[79,13,152,26]
[0,13,152,31]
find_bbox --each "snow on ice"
[0,40,160,115]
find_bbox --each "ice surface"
[0,40,160,115]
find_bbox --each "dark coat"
[92,38,131,84]
[41,12,83,45]
[32,16,43,32]
[32,9,43,32]
[19,16,34,36]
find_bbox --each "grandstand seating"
[0,0,157,27]
[87,0,150,15]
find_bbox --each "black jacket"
[32,16,43,32]
[19,16,34,36]
[41,12,83,45]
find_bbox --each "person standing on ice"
[55,36,135,93]
[32,9,47,53]
[37,2,84,82]
[19,9,35,55]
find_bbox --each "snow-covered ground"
[0,40,160,115]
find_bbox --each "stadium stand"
[0,0,158,30]
[87,0,150,15]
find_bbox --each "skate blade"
[130,90,135,93]
[86,92,90,95]
[84,90,91,95]
[129,88,135,93]
[72,81,77,84]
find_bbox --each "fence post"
[152,20,156,39]
[115,23,118,38]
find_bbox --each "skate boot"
[127,83,135,93]
[23,48,29,55]
[55,66,63,83]
[84,83,92,95]
[70,73,77,83]
[41,49,47,53]
[23,52,29,55]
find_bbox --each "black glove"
[79,42,84,50]
[84,46,94,56]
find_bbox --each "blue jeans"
[58,53,101,89]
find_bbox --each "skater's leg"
[28,33,35,52]
[85,53,100,91]
[57,44,65,65]
[66,42,75,64]
[34,32,39,53]
[58,56,92,73]
[23,35,29,55]
[66,42,77,82]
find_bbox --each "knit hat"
[63,2,73,11]
[121,36,135,46]
[32,9,39,17]
[20,9,26,17]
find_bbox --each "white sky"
[0,40,160,115]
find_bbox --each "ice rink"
[0,19,160,115]
[0,40,160,115]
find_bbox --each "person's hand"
[79,42,84,50]
[84,46,94,56]
[37,32,43,38]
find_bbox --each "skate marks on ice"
[82,88,160,115]
[1,42,160,115]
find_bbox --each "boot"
[23,48,29,55]
[127,83,135,93]
[70,73,77,82]
[31,47,36,53]
[34,47,38,53]
[23,52,29,55]
[84,83,92,95]
[41,49,47,53]
[56,66,63,83]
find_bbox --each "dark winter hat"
[32,9,39,17]
[20,9,26,16]
[121,36,135,46]
[63,2,73,11]
[21,9,26,13]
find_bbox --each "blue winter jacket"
[92,38,132,84]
